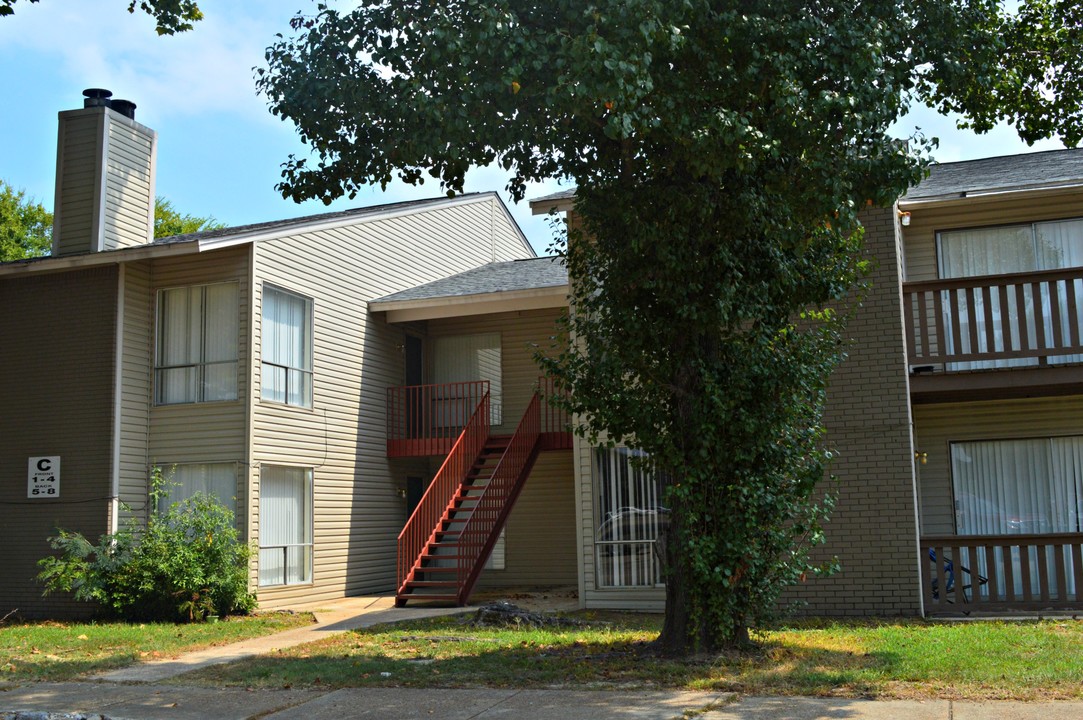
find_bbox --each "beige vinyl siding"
[490,198,536,259]
[117,260,153,525]
[148,247,249,526]
[251,196,529,608]
[0,266,118,618]
[902,190,1083,281]
[53,110,105,256]
[52,108,156,257]
[476,450,577,587]
[913,395,1083,536]
[102,114,155,251]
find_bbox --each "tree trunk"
[655,514,694,656]
[654,480,751,655]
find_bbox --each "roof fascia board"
[0,240,203,277]
[375,285,569,322]
[899,181,1083,210]
[530,197,575,215]
[198,193,507,250]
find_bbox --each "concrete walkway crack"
[466,687,524,719]
[247,689,337,720]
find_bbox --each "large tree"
[154,197,226,238]
[0,0,202,34]
[258,0,1082,654]
[0,181,51,262]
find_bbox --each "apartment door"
[404,334,424,438]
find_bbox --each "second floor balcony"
[386,378,572,458]
[903,267,1083,399]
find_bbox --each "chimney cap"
[82,88,113,108]
[110,99,137,120]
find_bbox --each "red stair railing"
[387,380,490,457]
[455,392,542,604]
[396,390,490,593]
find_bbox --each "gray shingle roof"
[530,188,576,204]
[372,257,568,304]
[529,149,1083,205]
[154,193,492,245]
[906,148,1083,200]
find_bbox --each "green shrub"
[38,471,255,622]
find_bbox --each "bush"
[38,472,255,622]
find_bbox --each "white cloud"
[0,0,309,126]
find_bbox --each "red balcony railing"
[396,391,490,593]
[387,381,490,457]
[922,533,1083,613]
[904,268,1083,369]
[537,375,572,450]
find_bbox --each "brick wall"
[787,206,922,615]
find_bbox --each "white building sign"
[28,456,60,498]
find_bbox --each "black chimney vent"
[80,89,137,120]
[83,88,113,108]
[110,99,137,120]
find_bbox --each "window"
[259,465,313,586]
[432,333,502,425]
[951,436,1082,536]
[937,219,1083,369]
[594,447,666,588]
[261,286,313,407]
[156,463,237,515]
[156,283,239,404]
[951,436,1083,598]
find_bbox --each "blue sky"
[0,0,1066,255]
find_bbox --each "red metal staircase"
[395,392,544,606]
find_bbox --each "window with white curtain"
[594,447,666,588]
[938,218,1083,369]
[258,465,313,586]
[951,436,1083,598]
[156,463,237,515]
[261,286,313,407]
[156,283,239,404]
[432,333,502,425]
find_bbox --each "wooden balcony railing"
[454,391,542,604]
[921,533,1083,613]
[396,391,490,593]
[387,381,490,457]
[904,268,1083,368]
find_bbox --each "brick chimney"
[52,89,157,256]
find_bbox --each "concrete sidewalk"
[3,684,1083,720]
[94,594,473,683]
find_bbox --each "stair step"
[405,580,459,588]
[396,595,459,604]
[421,554,467,561]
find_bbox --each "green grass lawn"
[178,612,1083,700]
[0,612,313,682]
